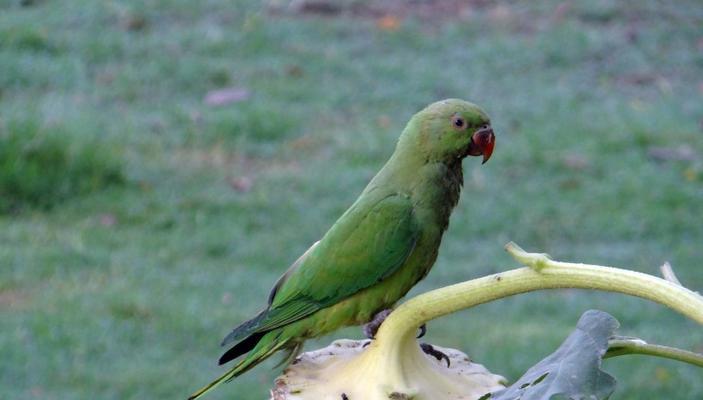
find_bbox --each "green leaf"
[486,310,618,400]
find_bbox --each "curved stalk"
[606,339,703,368]
[374,242,703,358]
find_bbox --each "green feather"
[189,331,292,400]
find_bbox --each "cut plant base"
[270,339,507,400]
[270,309,703,400]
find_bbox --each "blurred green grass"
[1,0,702,399]
[0,118,125,212]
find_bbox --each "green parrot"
[189,99,495,399]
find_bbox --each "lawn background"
[1,1,702,399]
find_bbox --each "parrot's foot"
[420,342,451,367]
[363,309,428,340]
[363,309,393,339]
[417,323,426,339]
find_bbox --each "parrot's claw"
[420,343,450,367]
[416,323,427,339]
[363,309,393,339]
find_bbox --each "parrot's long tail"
[188,330,291,400]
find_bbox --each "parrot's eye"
[451,116,465,129]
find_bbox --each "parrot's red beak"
[469,126,495,164]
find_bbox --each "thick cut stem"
[374,242,703,360]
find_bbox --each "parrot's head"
[404,99,495,164]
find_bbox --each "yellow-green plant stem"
[374,242,703,355]
[606,339,703,368]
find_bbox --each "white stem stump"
[270,339,507,400]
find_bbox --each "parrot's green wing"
[260,193,418,333]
